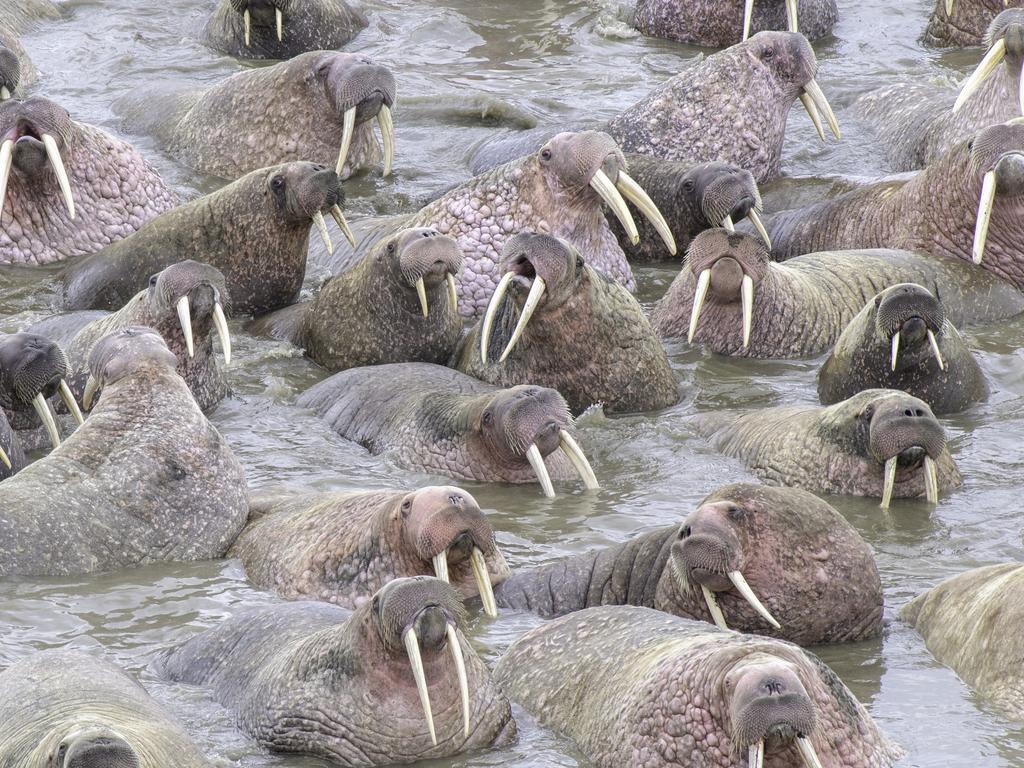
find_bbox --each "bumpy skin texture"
[0,328,248,577]
[634,0,837,47]
[0,25,37,95]
[818,284,987,415]
[903,563,1024,721]
[0,651,210,767]
[692,389,963,499]
[149,52,391,180]
[203,0,367,60]
[651,230,1024,357]
[496,483,882,646]
[61,162,341,315]
[924,0,1024,46]
[495,607,903,768]
[858,13,1024,171]
[234,487,511,606]
[0,0,60,35]
[0,97,177,265]
[607,32,822,183]
[156,583,516,765]
[253,228,463,372]
[297,362,580,485]
[454,233,678,414]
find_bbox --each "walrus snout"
[0,332,68,408]
[0,46,19,100]
[59,729,141,768]
[866,393,947,507]
[986,10,1024,55]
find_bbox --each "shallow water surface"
[2,0,1024,765]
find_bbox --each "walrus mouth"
[880,449,940,509]
[7,339,83,448]
[687,252,756,349]
[720,208,772,250]
[175,288,232,365]
[742,0,799,39]
[747,731,824,768]
[336,101,395,178]
[479,249,546,364]
[590,163,676,255]
[889,324,945,372]
[432,545,498,617]
[696,573,781,632]
[401,610,472,745]
[0,125,76,221]
[310,203,356,255]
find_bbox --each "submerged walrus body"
[923,0,1024,47]
[633,0,838,47]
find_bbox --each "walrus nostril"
[679,525,692,540]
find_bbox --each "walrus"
[124,51,395,181]
[0,327,247,577]
[61,162,349,316]
[903,562,1024,721]
[924,0,1024,47]
[633,0,837,48]
[693,389,963,506]
[297,363,599,496]
[494,483,882,646]
[818,283,988,415]
[33,260,232,413]
[203,0,367,60]
[250,227,463,372]
[857,11,1024,171]
[766,122,1024,275]
[0,96,177,265]
[157,577,517,764]
[453,232,679,414]
[494,607,903,768]
[650,230,1024,358]
[234,486,510,615]
[0,25,36,98]
[0,651,211,767]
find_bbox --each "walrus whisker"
[880,456,897,509]
[748,740,765,768]
[42,134,76,220]
[701,584,729,630]
[786,0,799,32]
[953,37,1006,114]
[801,80,840,140]
[927,330,945,370]
[329,204,356,248]
[176,295,195,358]
[446,623,471,739]
[742,0,754,40]
[243,8,251,46]
[378,104,395,177]
[721,215,735,233]
[471,546,498,617]
[728,571,781,629]
[59,379,84,426]
[890,331,900,371]
[432,552,449,582]
[335,106,357,176]
[276,7,283,41]
[590,168,639,245]
[558,429,599,490]
[403,628,437,746]
[415,277,430,317]
[796,736,824,768]
[445,273,459,314]
[480,271,514,364]
[499,276,546,363]
[83,374,98,410]
[741,274,754,349]
[0,443,9,470]
[615,170,677,255]
[687,268,712,343]
[747,210,772,250]
[312,210,334,254]
[212,299,232,366]
[526,443,555,498]
[924,456,939,503]
[33,392,61,450]
[973,170,997,264]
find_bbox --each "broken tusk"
[890,331,900,371]
[335,106,357,177]
[953,37,1006,114]
[471,546,498,618]
[212,301,232,366]
[176,295,195,359]
[526,443,555,498]
[445,273,459,314]
[33,392,60,450]
[972,170,996,265]
[432,552,449,582]
[741,274,754,349]
[58,379,84,426]
[747,210,772,250]
[802,79,840,140]
[312,210,333,255]
[498,276,546,363]
[403,628,437,746]
[330,204,356,249]
[880,456,897,509]
[42,134,75,219]
[945,0,953,15]
[616,170,677,255]
[558,429,599,490]
[479,271,514,365]
[591,167,639,245]
[728,570,781,629]
[415,277,429,318]
[378,104,395,177]
[924,456,939,504]
[687,268,712,343]
[446,623,471,740]
[701,584,729,630]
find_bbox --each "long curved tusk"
[479,271,514,365]
[312,210,333,254]
[796,736,824,768]
[432,552,449,582]
[0,443,9,470]
[558,429,599,490]
[802,79,840,140]
[445,273,459,314]
[953,37,1006,114]
[747,210,772,250]
[923,456,939,504]
[498,276,545,363]
[616,170,677,255]
[526,443,555,498]
[880,456,897,509]
[33,392,60,450]
[446,624,471,740]
[728,571,781,629]
[722,214,736,233]
[740,274,754,349]
[700,584,729,630]
[742,0,754,40]
[330,204,356,248]
[1019,60,1024,115]
[335,106,357,177]
[275,7,283,41]
[748,740,765,768]
[58,380,84,426]
[82,375,98,411]
[927,330,945,370]
[799,92,826,142]
[972,170,997,265]
[687,268,712,343]
[176,295,195,358]
[415,277,429,317]
[378,104,395,177]
[41,134,75,219]
[471,547,498,617]
[403,628,437,746]
[786,0,799,32]
[591,168,639,245]
[0,138,13,217]
[212,301,232,366]
[243,8,251,46]
[890,331,900,371]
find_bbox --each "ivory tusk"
[471,546,498,618]
[83,375,98,411]
[42,134,75,219]
[616,170,677,255]
[480,271,514,365]
[722,214,736,233]
[924,456,939,504]
[58,379,84,426]
[945,0,953,15]
[176,295,195,358]
[880,456,897,509]
[747,210,772,250]
[275,7,283,41]
[748,740,765,768]
[243,8,251,46]
[403,628,437,746]
[432,552,449,582]
[927,329,945,371]
[415,277,429,318]
[312,210,333,255]
[742,0,754,40]
[741,274,754,349]
[786,0,799,32]
[0,86,10,101]
[0,139,11,218]
[330,204,356,248]
[446,624,471,740]
[953,37,1006,114]
[558,429,599,490]
[890,331,900,371]
[378,104,395,177]
[591,168,639,245]
[445,273,459,314]
[1019,60,1024,115]
[701,584,729,630]
[526,443,555,498]
[972,170,996,265]
[33,392,60,450]
[796,736,824,768]
[0,443,9,470]
[728,570,781,629]
[802,79,840,140]
[799,92,826,142]
[212,301,232,366]
[687,268,712,343]
[498,276,546,363]
[335,106,357,177]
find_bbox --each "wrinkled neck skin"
[634,0,837,47]
[924,0,1021,46]
[0,122,177,265]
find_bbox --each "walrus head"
[375,227,463,317]
[43,726,140,768]
[0,44,19,101]
[966,121,1024,264]
[145,260,232,366]
[872,284,947,373]
[82,327,178,411]
[398,486,503,617]
[0,332,81,452]
[0,96,77,222]
[930,0,1024,47]
[228,0,291,45]
[953,10,1024,114]
[261,161,354,255]
[685,163,767,240]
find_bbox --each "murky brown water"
[2,0,1024,765]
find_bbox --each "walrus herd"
[2,0,1024,766]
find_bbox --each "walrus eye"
[540,148,552,162]
[401,498,412,517]
[967,138,975,152]
[683,179,695,192]
[55,743,68,766]
[858,405,875,422]
[372,595,381,615]
[727,506,746,522]
[481,410,493,426]
[271,175,285,192]
[388,241,396,254]
[148,274,159,288]
[762,47,775,60]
